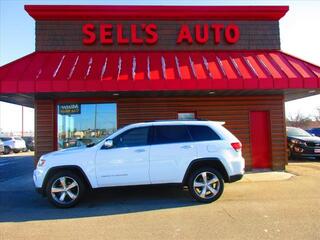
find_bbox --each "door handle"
[181,145,193,149]
[135,149,146,153]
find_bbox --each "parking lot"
[0,155,319,240]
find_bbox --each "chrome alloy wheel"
[193,171,220,199]
[51,176,79,204]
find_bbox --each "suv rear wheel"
[188,167,224,203]
[46,170,85,208]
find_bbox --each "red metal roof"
[25,5,289,21]
[0,51,319,94]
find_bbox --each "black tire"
[287,149,292,160]
[188,167,224,203]
[4,146,11,155]
[13,149,20,153]
[46,170,85,208]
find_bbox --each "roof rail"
[151,118,209,122]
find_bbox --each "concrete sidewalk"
[0,151,34,157]
[241,171,295,182]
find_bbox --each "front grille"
[306,142,320,148]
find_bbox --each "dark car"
[287,127,320,160]
[306,128,320,137]
[59,138,94,149]
[0,139,4,154]
[22,136,35,151]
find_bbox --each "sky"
[0,0,320,133]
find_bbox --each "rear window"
[153,125,192,144]
[14,137,23,140]
[22,137,32,141]
[187,125,221,141]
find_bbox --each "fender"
[182,157,229,184]
[42,165,93,190]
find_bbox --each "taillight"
[231,142,242,152]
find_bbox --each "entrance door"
[250,111,271,168]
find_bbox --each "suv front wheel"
[188,167,224,203]
[46,170,85,208]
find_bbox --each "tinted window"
[188,125,221,141]
[22,137,32,141]
[114,127,149,148]
[153,125,192,144]
[0,137,11,141]
[287,127,311,137]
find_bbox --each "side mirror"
[104,139,113,149]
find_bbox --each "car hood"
[289,136,320,143]
[42,146,87,158]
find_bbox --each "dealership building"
[0,5,320,170]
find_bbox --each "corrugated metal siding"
[35,99,55,164]
[117,95,286,170]
[34,95,286,170]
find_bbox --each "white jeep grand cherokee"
[34,120,245,208]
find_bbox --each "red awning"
[0,50,319,94]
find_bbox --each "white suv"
[34,120,245,208]
[0,137,27,154]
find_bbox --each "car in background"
[22,136,35,151]
[58,138,95,149]
[0,137,27,154]
[0,139,4,154]
[306,128,320,137]
[287,127,320,160]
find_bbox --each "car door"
[149,125,197,184]
[95,126,151,187]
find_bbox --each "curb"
[240,171,295,182]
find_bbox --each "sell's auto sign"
[82,23,240,46]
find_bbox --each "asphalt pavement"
[0,155,319,240]
[0,153,34,182]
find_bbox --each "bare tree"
[286,112,313,129]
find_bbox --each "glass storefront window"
[57,103,117,149]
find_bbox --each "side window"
[1,137,11,141]
[113,127,149,148]
[187,125,221,141]
[153,125,192,144]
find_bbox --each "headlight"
[37,159,46,167]
[290,139,307,146]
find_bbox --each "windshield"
[287,127,312,137]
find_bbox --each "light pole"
[21,105,24,137]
